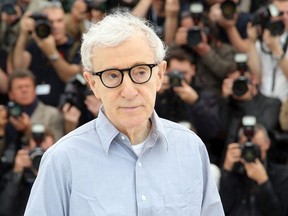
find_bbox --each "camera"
[59,74,92,110]
[232,53,250,97]
[1,3,16,15]
[251,4,279,27]
[29,123,45,172]
[187,27,202,46]
[220,0,237,20]
[187,2,204,46]
[6,101,22,117]
[266,20,285,36]
[168,70,184,87]
[240,116,261,162]
[30,13,51,39]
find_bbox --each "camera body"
[232,53,250,97]
[6,101,22,117]
[1,3,16,15]
[30,13,51,39]
[220,0,237,19]
[187,27,202,46]
[168,70,184,87]
[240,116,261,162]
[266,20,285,36]
[59,74,91,110]
[30,123,45,171]
[187,2,204,46]
[251,4,284,36]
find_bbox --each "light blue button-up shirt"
[24,109,224,216]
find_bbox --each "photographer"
[0,126,55,216]
[60,74,101,134]
[247,0,288,102]
[220,56,281,144]
[12,1,81,107]
[155,46,223,164]
[220,123,288,216]
[175,5,236,95]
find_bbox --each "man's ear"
[156,61,167,91]
[83,71,100,99]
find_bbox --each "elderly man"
[24,12,224,216]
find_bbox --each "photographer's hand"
[222,77,234,98]
[243,158,269,185]
[173,81,198,105]
[33,34,58,57]
[9,113,31,134]
[62,103,81,133]
[223,143,241,171]
[0,106,8,136]
[13,149,32,173]
[19,12,35,36]
[262,29,283,57]
[85,95,102,117]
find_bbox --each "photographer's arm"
[12,14,33,69]
[164,0,180,45]
[34,35,81,82]
[132,0,152,18]
[0,68,8,94]
[244,160,282,216]
[219,143,244,214]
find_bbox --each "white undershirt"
[131,142,145,157]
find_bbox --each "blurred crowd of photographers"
[1,0,288,215]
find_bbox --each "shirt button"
[121,136,125,140]
[141,195,146,201]
[138,162,142,167]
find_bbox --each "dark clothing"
[218,12,252,44]
[220,93,281,144]
[220,162,288,216]
[26,37,80,107]
[155,85,223,164]
[194,43,236,95]
[0,170,34,216]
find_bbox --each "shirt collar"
[95,106,169,154]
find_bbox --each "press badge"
[36,84,51,95]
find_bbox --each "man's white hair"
[81,12,166,72]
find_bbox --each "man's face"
[43,8,66,43]
[84,36,166,132]
[167,59,195,84]
[8,77,36,106]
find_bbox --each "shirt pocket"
[164,193,200,216]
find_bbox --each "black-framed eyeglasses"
[91,63,158,88]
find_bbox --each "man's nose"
[120,73,138,99]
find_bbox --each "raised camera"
[189,2,203,25]
[187,27,202,46]
[30,13,51,39]
[240,116,261,162]
[1,3,16,15]
[59,74,91,110]
[168,70,184,87]
[220,0,237,19]
[266,20,285,36]
[6,101,22,117]
[251,3,280,28]
[232,53,250,97]
[30,123,45,171]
